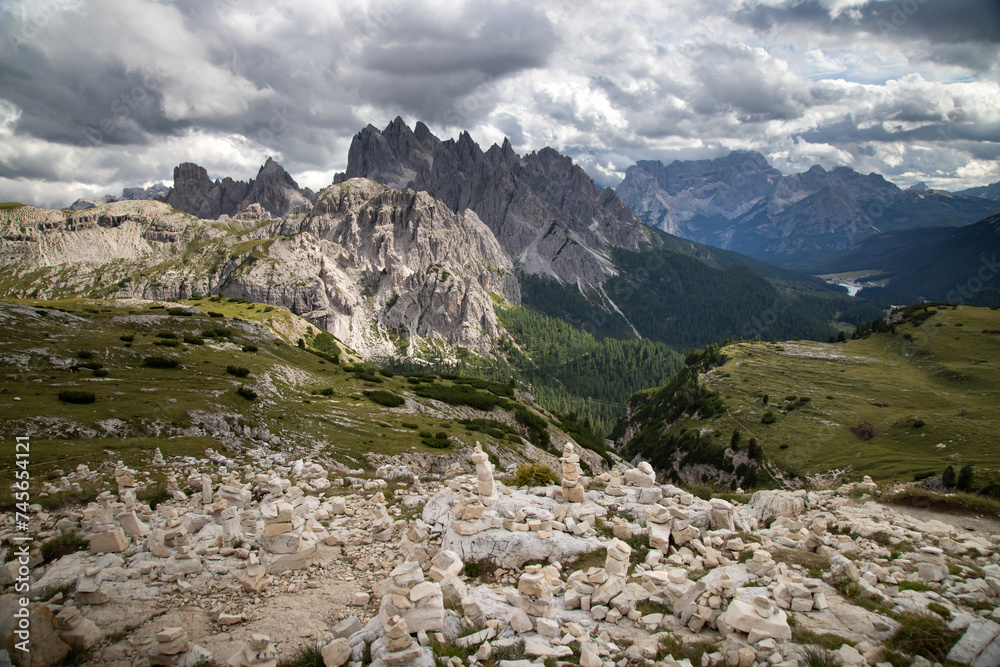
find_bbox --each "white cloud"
[0,0,997,208]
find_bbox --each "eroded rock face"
[336,117,652,286]
[0,179,519,357]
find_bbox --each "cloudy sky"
[1,0,998,208]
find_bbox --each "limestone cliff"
[0,179,518,358]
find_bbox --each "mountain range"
[617,151,1000,267]
[334,118,651,286]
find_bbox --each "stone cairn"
[560,443,586,503]
[605,467,626,497]
[472,442,498,507]
[52,606,102,652]
[258,494,318,574]
[376,561,445,636]
[148,626,213,666]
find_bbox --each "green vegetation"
[226,365,251,378]
[58,390,95,404]
[40,531,87,564]
[143,356,180,369]
[511,463,560,487]
[495,301,683,435]
[0,298,571,501]
[364,390,405,407]
[236,386,257,401]
[617,304,1000,483]
[884,612,961,664]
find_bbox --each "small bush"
[156,332,177,339]
[79,361,103,370]
[884,612,961,663]
[76,350,94,360]
[241,344,258,353]
[511,463,560,487]
[92,368,109,378]
[143,356,180,369]
[226,365,251,378]
[153,339,180,347]
[183,335,204,345]
[58,390,95,404]
[119,335,134,342]
[236,386,257,401]
[761,411,777,424]
[167,307,192,316]
[208,311,224,318]
[40,532,87,564]
[957,465,975,492]
[435,431,448,440]
[401,422,418,429]
[364,390,405,407]
[423,437,451,449]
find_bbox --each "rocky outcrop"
[0,179,518,357]
[165,158,314,220]
[336,118,652,286]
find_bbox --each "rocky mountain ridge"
[336,117,653,286]
[618,152,1000,267]
[0,179,518,358]
[165,158,317,220]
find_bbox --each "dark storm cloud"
[0,0,997,208]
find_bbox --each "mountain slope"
[853,213,1000,306]
[618,152,1000,266]
[0,297,592,474]
[0,179,519,357]
[336,118,652,285]
[616,304,1000,484]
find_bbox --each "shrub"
[401,422,418,429]
[226,365,251,378]
[423,438,451,449]
[208,311,224,317]
[511,463,560,487]
[236,386,257,401]
[119,335,134,342]
[167,307,192,316]
[143,356,180,369]
[957,465,975,492]
[942,465,956,488]
[153,339,180,347]
[156,332,177,339]
[241,344,258,353]
[435,431,448,440]
[884,612,961,663]
[79,361,103,370]
[92,369,109,378]
[76,351,94,360]
[58,390,95,404]
[40,532,87,564]
[761,411,777,424]
[183,335,204,345]
[364,390,405,407]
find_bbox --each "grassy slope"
[646,304,1000,482]
[0,297,560,494]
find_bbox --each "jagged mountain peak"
[165,157,313,220]
[339,119,651,285]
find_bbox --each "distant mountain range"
[616,151,1000,267]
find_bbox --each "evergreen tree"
[942,465,956,488]
[957,465,975,492]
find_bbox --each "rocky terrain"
[0,178,519,358]
[336,118,653,286]
[1,443,998,667]
[617,152,1000,267]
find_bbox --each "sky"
[1,0,999,209]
